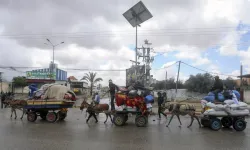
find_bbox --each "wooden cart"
[24,100,75,123]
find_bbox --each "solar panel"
[123,1,153,27]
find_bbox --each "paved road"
[0,107,250,150]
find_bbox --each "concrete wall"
[0,82,10,93]
[0,82,29,94]
[243,90,250,103]
[153,89,207,101]
[14,86,29,94]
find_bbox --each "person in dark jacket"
[108,79,119,111]
[157,92,167,119]
[212,76,224,100]
[1,92,6,109]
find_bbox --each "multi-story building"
[26,62,67,88]
[67,76,88,94]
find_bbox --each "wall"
[0,82,29,94]
[243,90,250,103]
[153,89,207,101]
[55,80,67,85]
[0,82,10,93]
[14,86,29,94]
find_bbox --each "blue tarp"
[203,90,241,102]
[145,95,154,103]
[29,85,38,97]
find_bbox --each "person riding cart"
[211,76,224,100]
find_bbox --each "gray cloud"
[1,0,250,83]
[1,0,242,51]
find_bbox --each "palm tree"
[81,72,103,96]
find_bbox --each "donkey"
[4,100,27,119]
[80,100,113,124]
[164,102,201,128]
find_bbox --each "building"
[67,76,88,94]
[26,62,67,88]
[237,74,250,103]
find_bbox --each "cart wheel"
[113,114,125,126]
[221,117,233,128]
[27,112,37,122]
[233,119,246,131]
[58,111,67,121]
[46,112,58,123]
[40,112,48,120]
[210,118,222,131]
[135,115,147,127]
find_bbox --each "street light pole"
[45,39,64,80]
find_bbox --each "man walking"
[108,79,119,111]
[157,92,167,119]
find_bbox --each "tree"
[223,77,236,89]
[12,76,28,94]
[81,72,103,96]
[185,73,214,93]
[151,77,184,90]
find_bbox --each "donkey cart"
[24,100,75,123]
[113,91,151,127]
[113,110,149,127]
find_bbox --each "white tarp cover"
[42,84,75,100]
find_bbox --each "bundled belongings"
[32,84,76,101]
[115,84,154,112]
[203,90,240,103]
[201,100,249,116]
[200,99,249,131]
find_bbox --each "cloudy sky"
[1,0,250,86]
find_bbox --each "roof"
[237,74,250,78]
[68,76,78,81]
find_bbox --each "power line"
[0,66,126,72]
[0,26,241,36]
[152,61,178,70]
[0,26,246,38]
[180,61,238,77]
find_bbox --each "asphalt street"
[0,106,250,150]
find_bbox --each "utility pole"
[137,39,154,87]
[240,63,243,86]
[44,39,64,80]
[0,72,2,93]
[175,61,181,94]
[165,71,167,90]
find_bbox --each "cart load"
[203,90,240,103]
[25,84,76,123]
[200,99,249,131]
[33,84,76,101]
[113,87,154,127]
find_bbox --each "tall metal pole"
[135,25,138,66]
[53,46,55,66]
[175,61,181,93]
[0,72,2,93]
[240,63,243,86]
[165,71,167,90]
[135,24,138,82]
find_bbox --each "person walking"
[94,92,100,105]
[108,79,119,111]
[1,92,6,109]
[157,92,167,119]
